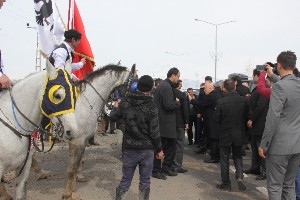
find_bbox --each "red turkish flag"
[68,0,94,80]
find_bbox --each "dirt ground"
[4,131,268,200]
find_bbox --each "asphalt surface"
[4,132,268,200]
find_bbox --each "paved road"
[5,133,268,200]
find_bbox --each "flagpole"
[55,2,67,30]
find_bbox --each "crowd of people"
[110,51,300,200]
[1,2,300,200]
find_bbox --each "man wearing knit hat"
[111,75,164,200]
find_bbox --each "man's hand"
[265,64,274,77]
[114,101,119,108]
[72,76,79,82]
[156,150,164,160]
[245,94,251,100]
[187,92,195,101]
[0,74,11,88]
[258,147,266,159]
[185,124,189,130]
[247,120,253,128]
[80,58,87,65]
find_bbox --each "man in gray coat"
[259,51,300,200]
[152,67,180,179]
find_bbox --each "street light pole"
[195,19,236,82]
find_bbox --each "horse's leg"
[31,153,47,180]
[0,168,13,200]
[62,140,85,200]
[15,151,34,200]
[76,155,87,182]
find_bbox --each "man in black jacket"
[244,69,269,180]
[186,88,197,145]
[111,75,164,200]
[152,68,180,179]
[203,82,222,163]
[215,79,248,191]
[172,80,189,173]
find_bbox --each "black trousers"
[209,138,220,160]
[199,119,209,150]
[195,117,203,144]
[220,145,244,184]
[188,115,197,142]
[153,137,177,173]
[250,134,266,173]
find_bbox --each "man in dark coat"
[244,69,269,180]
[172,80,189,173]
[202,82,222,163]
[215,79,249,191]
[152,67,180,179]
[186,88,197,145]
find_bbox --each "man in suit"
[259,51,300,200]
[172,80,189,173]
[152,67,180,179]
[245,69,269,180]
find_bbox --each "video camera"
[256,62,278,75]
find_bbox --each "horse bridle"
[0,89,64,181]
[80,69,136,121]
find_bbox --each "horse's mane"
[76,64,127,91]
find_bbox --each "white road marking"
[256,187,268,197]
[229,165,248,178]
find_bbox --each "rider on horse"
[49,29,86,80]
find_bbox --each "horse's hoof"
[2,195,13,200]
[62,193,80,200]
[76,174,87,182]
[71,193,81,200]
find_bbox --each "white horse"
[0,61,78,200]
[61,64,131,200]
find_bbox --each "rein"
[6,89,63,152]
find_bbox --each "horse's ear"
[65,60,72,76]
[46,59,57,80]
[131,64,136,73]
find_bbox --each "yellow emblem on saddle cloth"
[40,68,77,121]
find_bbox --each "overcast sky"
[1,0,300,83]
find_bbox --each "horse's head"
[41,59,77,141]
[112,64,138,100]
